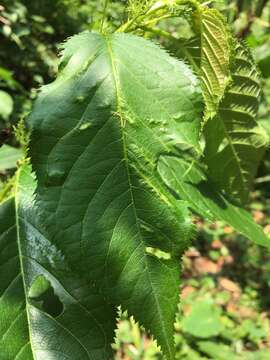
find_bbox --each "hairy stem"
[116,2,167,33]
[116,0,199,33]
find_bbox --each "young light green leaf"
[0,165,117,360]
[27,31,203,359]
[194,8,232,119]
[158,156,270,248]
[204,43,269,204]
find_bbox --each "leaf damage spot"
[28,275,64,317]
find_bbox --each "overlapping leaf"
[182,11,269,204]
[0,165,116,360]
[25,32,203,359]
[193,8,232,119]
[204,44,269,204]
[158,156,270,248]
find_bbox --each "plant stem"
[116,0,199,33]
[116,2,167,33]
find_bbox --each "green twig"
[116,2,167,33]
[116,0,200,33]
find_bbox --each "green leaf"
[0,198,32,359]
[182,301,224,338]
[0,145,23,171]
[246,350,270,360]
[198,341,240,360]
[254,43,270,78]
[0,165,116,359]
[204,43,269,204]
[182,11,268,204]
[27,32,203,359]
[0,66,20,90]
[259,117,270,138]
[0,90,13,120]
[158,156,270,247]
[194,8,232,119]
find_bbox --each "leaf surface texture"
[26,32,203,359]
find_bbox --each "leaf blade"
[195,8,232,119]
[27,31,203,358]
[158,156,270,248]
[0,163,117,359]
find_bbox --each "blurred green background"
[0,1,270,359]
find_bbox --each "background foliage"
[0,0,270,358]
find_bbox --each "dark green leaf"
[0,165,117,359]
[204,44,269,204]
[158,156,270,247]
[27,32,203,359]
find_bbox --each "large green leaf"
[158,156,270,247]
[27,32,203,359]
[204,44,269,204]
[0,165,116,359]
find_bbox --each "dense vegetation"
[0,1,270,359]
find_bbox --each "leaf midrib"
[14,171,96,360]
[104,34,173,358]
[15,175,36,360]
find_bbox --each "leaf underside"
[0,32,203,359]
[195,8,231,119]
